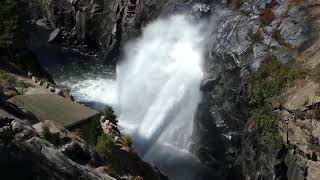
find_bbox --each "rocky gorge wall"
[27,0,171,63]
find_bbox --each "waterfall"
[65,15,213,179]
[117,15,204,153]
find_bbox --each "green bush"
[249,55,295,106]
[250,110,280,140]
[16,80,27,94]
[95,133,115,161]
[102,106,118,124]
[0,70,14,83]
[121,135,133,148]
[86,117,103,146]
[42,124,50,140]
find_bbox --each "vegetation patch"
[0,70,15,83]
[42,124,50,140]
[102,106,118,125]
[248,55,296,141]
[16,80,27,95]
[229,0,243,10]
[95,133,115,162]
[259,0,277,26]
[84,106,118,146]
[121,135,133,148]
[83,106,122,162]
[250,110,280,140]
[85,116,103,146]
[248,55,296,106]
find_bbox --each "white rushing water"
[63,15,214,179]
[117,15,205,153]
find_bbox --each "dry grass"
[288,0,306,5]
[272,28,296,50]
[230,0,242,10]
[260,0,277,26]
[260,8,274,26]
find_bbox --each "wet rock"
[35,19,48,28]
[48,28,62,43]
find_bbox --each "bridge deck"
[9,94,99,128]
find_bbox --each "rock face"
[0,98,167,180]
[27,0,171,63]
[237,1,320,180]
[191,0,312,178]
[0,0,53,82]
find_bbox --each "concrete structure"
[9,94,99,129]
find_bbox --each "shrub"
[86,117,103,146]
[0,70,14,83]
[16,80,27,94]
[102,106,118,124]
[122,135,133,148]
[250,110,280,140]
[95,133,115,161]
[249,55,296,106]
[42,124,50,140]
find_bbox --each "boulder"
[61,141,102,166]
[32,120,70,146]
[0,118,115,180]
[43,82,49,88]
[55,88,63,95]
[31,76,38,83]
